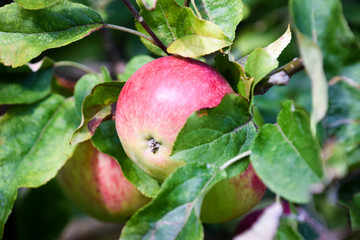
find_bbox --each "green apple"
[201,164,266,223]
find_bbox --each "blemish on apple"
[196,109,208,117]
[147,138,161,154]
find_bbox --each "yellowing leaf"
[264,24,292,59]
[136,0,231,57]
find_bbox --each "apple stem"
[183,0,190,7]
[121,0,169,55]
[220,150,251,170]
[254,58,304,95]
[275,194,281,203]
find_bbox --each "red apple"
[57,141,150,223]
[115,56,266,223]
[115,56,234,181]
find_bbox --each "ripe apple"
[57,141,150,223]
[115,56,234,181]
[115,56,266,223]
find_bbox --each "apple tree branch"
[254,58,304,95]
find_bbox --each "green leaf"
[136,0,231,57]
[290,0,360,172]
[214,53,253,99]
[348,193,360,230]
[70,81,124,145]
[290,0,330,134]
[326,63,360,171]
[120,162,227,240]
[276,222,304,240]
[74,68,113,116]
[236,25,291,67]
[296,32,328,134]
[198,0,243,41]
[251,100,323,203]
[0,59,54,105]
[120,94,256,239]
[244,48,279,86]
[0,1,104,67]
[118,55,155,82]
[275,210,304,240]
[135,0,178,56]
[14,0,60,9]
[290,0,360,74]
[73,73,103,116]
[167,9,232,57]
[264,24,292,60]
[226,26,291,99]
[171,94,256,166]
[0,95,79,237]
[100,66,113,82]
[338,175,360,230]
[92,121,161,198]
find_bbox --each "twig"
[121,0,169,55]
[296,207,349,240]
[297,207,328,235]
[104,24,156,45]
[254,58,304,95]
[54,61,97,74]
[329,75,360,90]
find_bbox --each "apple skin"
[201,164,266,223]
[115,56,234,181]
[57,141,150,223]
[115,56,266,223]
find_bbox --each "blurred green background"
[1,0,359,239]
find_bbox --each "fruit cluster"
[58,56,266,224]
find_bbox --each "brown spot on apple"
[196,109,208,117]
[147,138,161,154]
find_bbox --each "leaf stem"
[220,150,251,170]
[121,0,169,55]
[254,57,304,95]
[54,61,97,74]
[294,207,349,239]
[275,194,281,203]
[191,0,202,19]
[104,23,156,45]
[329,75,360,90]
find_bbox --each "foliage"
[0,0,359,239]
